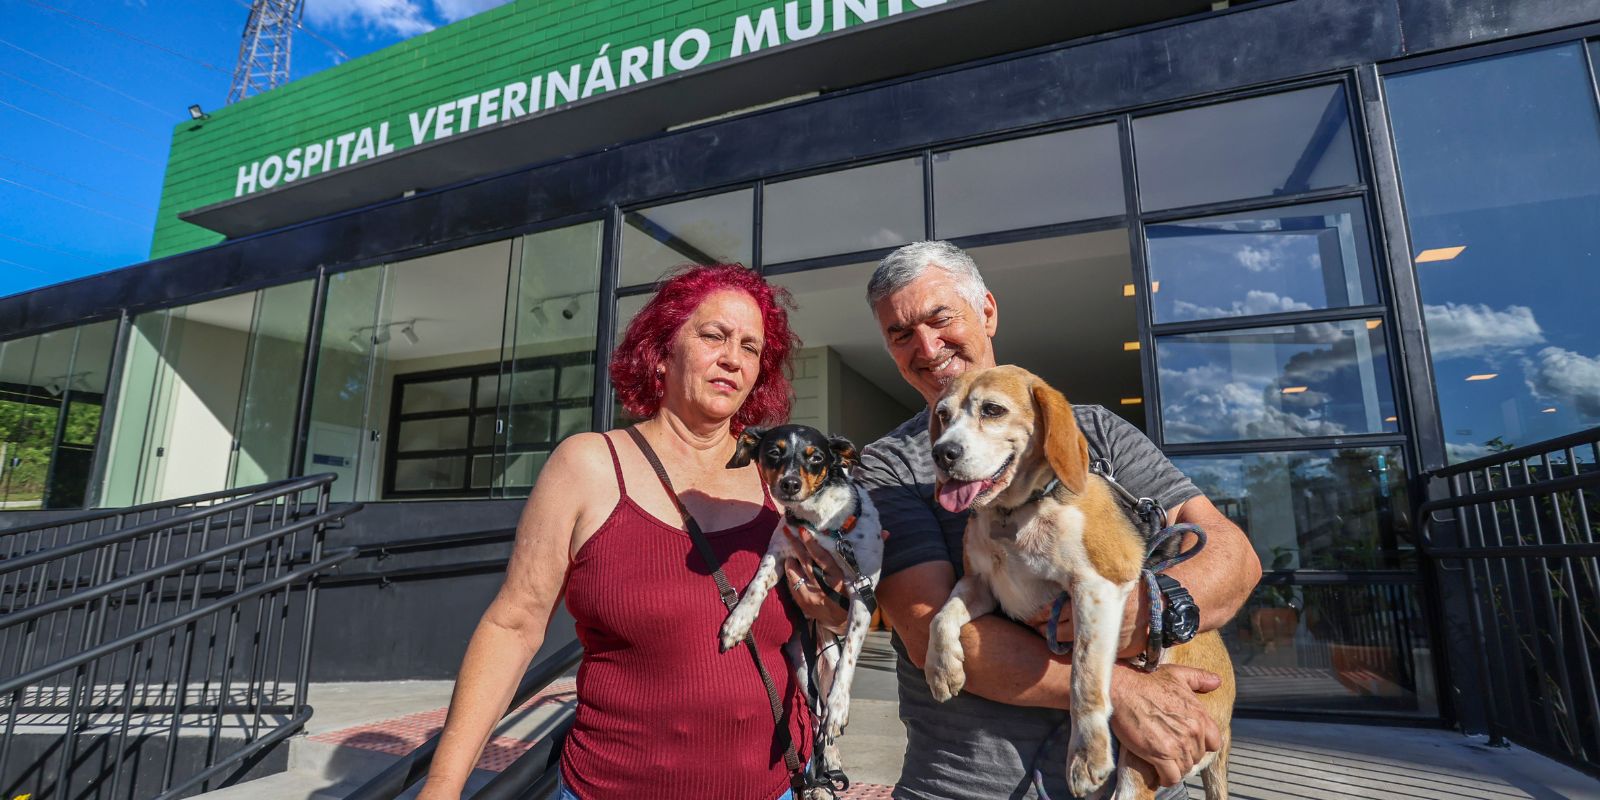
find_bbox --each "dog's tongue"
[936,478,991,513]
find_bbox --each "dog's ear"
[1031,381,1088,495]
[828,435,858,470]
[927,405,944,448]
[727,426,768,469]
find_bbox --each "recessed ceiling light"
[1281,386,1308,394]
[1151,281,1161,293]
[1542,407,1557,413]
[1123,341,1140,351]
[1120,397,1143,405]
[1123,284,1136,297]
[1384,416,1397,423]
[1416,246,1466,263]
[1466,373,1498,381]
[1366,319,1383,329]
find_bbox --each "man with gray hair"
[855,240,1261,799]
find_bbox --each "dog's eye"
[980,402,1007,418]
[766,447,783,459]
[936,407,951,424]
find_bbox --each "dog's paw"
[718,615,751,652]
[923,642,966,702]
[823,704,848,739]
[1066,729,1115,797]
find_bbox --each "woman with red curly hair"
[420,265,848,800]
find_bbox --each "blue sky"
[0,0,512,299]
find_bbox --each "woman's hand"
[781,525,851,632]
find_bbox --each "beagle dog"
[723,424,885,793]
[923,366,1234,800]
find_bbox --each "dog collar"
[993,475,1061,517]
[783,486,861,538]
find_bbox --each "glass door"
[304,266,389,503]
[229,281,315,489]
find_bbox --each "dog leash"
[782,485,878,614]
[1031,459,1207,800]
[623,427,809,794]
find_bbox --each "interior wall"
[157,318,246,499]
[834,355,917,447]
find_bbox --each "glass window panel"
[510,406,553,443]
[401,378,472,413]
[1157,319,1397,443]
[1387,43,1600,462]
[762,158,924,265]
[475,376,499,410]
[500,222,603,497]
[1147,199,1377,323]
[620,188,753,287]
[0,321,115,509]
[502,451,549,488]
[393,457,465,491]
[396,417,469,452]
[934,124,1125,238]
[512,368,556,404]
[1224,582,1436,715]
[231,281,314,488]
[1134,84,1359,212]
[558,363,592,400]
[614,293,652,344]
[472,412,496,447]
[305,265,386,503]
[556,407,591,440]
[1173,447,1412,571]
[471,454,495,488]
[769,228,1144,443]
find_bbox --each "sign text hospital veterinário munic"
[232,0,947,198]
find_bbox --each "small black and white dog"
[723,424,884,788]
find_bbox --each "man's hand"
[782,525,850,633]
[1027,588,1152,660]
[1108,664,1222,787]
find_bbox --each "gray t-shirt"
[858,404,1201,800]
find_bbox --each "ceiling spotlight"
[560,297,580,320]
[348,332,364,347]
[188,104,208,121]
[1281,386,1308,394]
[44,381,63,397]
[400,322,419,345]
[530,305,549,327]
[1465,373,1498,381]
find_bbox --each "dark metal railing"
[345,639,582,800]
[1418,427,1600,778]
[0,474,360,800]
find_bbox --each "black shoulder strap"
[623,426,806,787]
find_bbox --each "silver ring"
[792,578,809,592]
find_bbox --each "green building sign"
[151,0,949,259]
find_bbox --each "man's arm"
[1167,494,1261,635]
[878,559,1223,786]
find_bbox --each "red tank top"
[558,434,809,799]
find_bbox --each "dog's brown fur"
[925,366,1235,800]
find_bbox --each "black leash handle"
[623,427,808,790]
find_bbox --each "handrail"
[0,474,338,574]
[0,472,342,535]
[1432,425,1600,478]
[0,506,353,631]
[344,640,583,800]
[1415,430,1599,778]
[353,528,515,557]
[0,474,359,800]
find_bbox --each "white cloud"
[1173,290,1313,320]
[1235,245,1278,272]
[306,0,434,37]
[1423,302,1544,359]
[1159,363,1352,442]
[1446,441,1498,463]
[1525,346,1600,419]
[433,0,513,22]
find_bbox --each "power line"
[0,155,146,205]
[0,257,51,276]
[0,69,165,138]
[0,99,162,165]
[0,176,144,227]
[21,0,231,74]
[0,36,172,118]
[0,233,104,266]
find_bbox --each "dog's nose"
[933,441,963,470]
[779,476,801,496]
